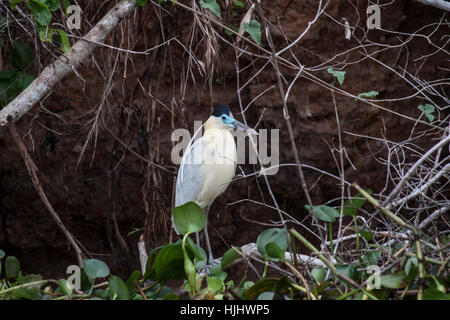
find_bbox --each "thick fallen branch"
[0,0,137,126]
[236,242,335,268]
[137,237,333,276]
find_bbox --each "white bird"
[174,105,252,263]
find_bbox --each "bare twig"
[9,124,84,266]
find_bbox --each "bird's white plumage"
[194,124,237,208]
[175,136,204,207]
[175,116,237,208]
[174,116,237,234]
[173,108,252,263]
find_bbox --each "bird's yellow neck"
[204,116,232,132]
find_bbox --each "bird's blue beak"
[232,119,251,131]
[221,114,251,131]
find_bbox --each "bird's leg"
[204,204,214,263]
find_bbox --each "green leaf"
[360,250,380,266]
[185,235,207,270]
[0,72,34,106]
[10,287,41,300]
[0,69,18,80]
[358,229,373,242]
[273,276,294,293]
[244,278,278,299]
[94,287,110,299]
[380,271,406,289]
[225,279,235,288]
[311,267,326,283]
[0,249,5,259]
[265,242,285,261]
[225,25,239,36]
[206,276,224,295]
[10,41,35,71]
[256,228,289,257]
[257,291,274,300]
[62,0,70,10]
[5,256,20,279]
[425,275,446,293]
[357,91,379,99]
[342,189,371,216]
[221,247,242,270]
[423,287,450,300]
[126,228,142,237]
[183,245,199,298]
[125,270,141,297]
[47,0,61,11]
[144,283,172,299]
[327,67,345,86]
[143,245,164,279]
[305,205,340,222]
[199,0,221,19]
[56,29,71,52]
[162,293,179,300]
[17,74,34,91]
[7,274,42,299]
[136,0,148,6]
[20,273,43,286]
[0,78,20,106]
[26,0,52,26]
[83,259,110,281]
[232,0,246,8]
[245,277,294,299]
[148,243,185,281]
[243,20,261,45]
[209,264,227,281]
[173,202,206,235]
[336,264,357,286]
[418,104,435,123]
[108,275,130,300]
[57,279,73,297]
[39,28,55,42]
[405,256,418,285]
[315,281,330,295]
[9,0,24,9]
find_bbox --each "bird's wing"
[175,136,204,207]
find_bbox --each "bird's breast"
[195,129,237,207]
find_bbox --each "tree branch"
[0,0,137,127]
[412,0,450,12]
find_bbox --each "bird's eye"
[221,115,226,120]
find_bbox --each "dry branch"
[412,0,450,12]
[9,124,84,266]
[0,0,137,127]
[419,206,450,230]
[137,237,332,273]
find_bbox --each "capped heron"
[174,105,252,263]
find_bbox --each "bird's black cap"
[212,105,231,117]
